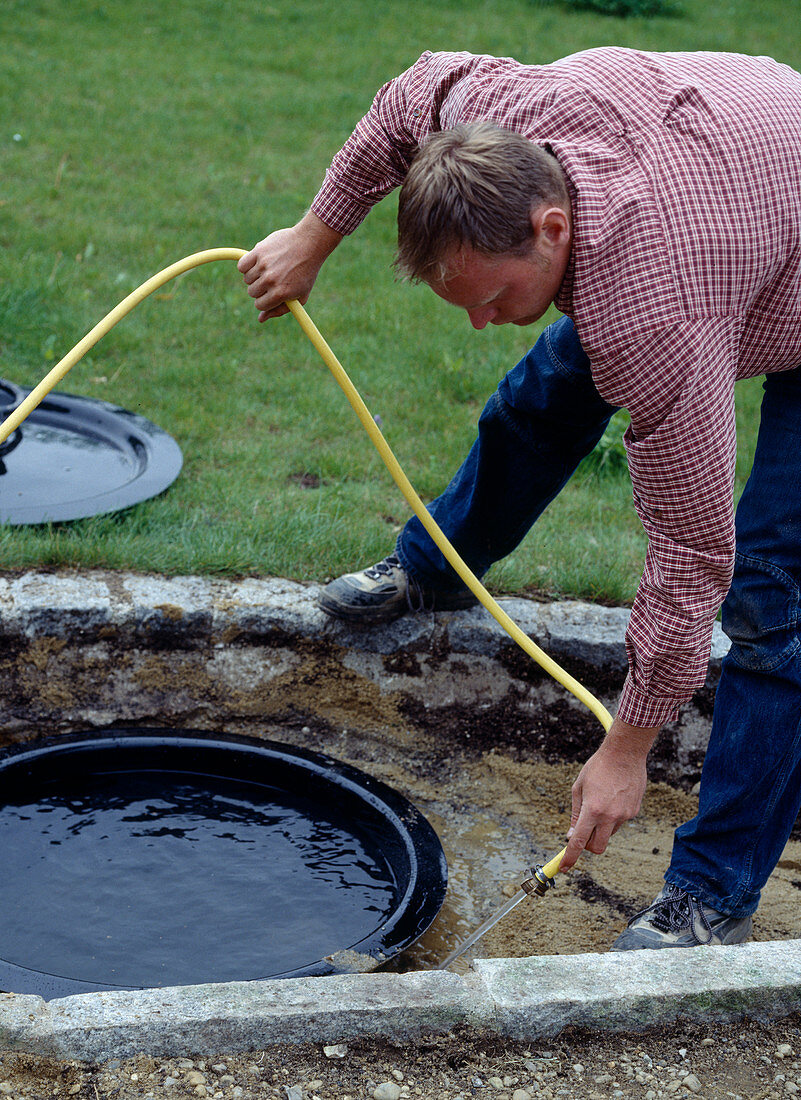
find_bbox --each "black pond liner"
[0,730,447,999]
[0,379,183,525]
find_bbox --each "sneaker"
[317,554,478,623]
[611,884,753,951]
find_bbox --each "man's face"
[427,245,563,329]
[425,204,572,329]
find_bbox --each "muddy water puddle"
[270,723,801,966]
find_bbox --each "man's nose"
[467,305,498,329]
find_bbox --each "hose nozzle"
[520,864,557,897]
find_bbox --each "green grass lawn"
[0,0,794,604]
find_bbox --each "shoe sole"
[611,914,753,951]
[317,593,407,624]
[317,591,479,623]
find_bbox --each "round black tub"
[0,729,447,998]
[0,379,182,525]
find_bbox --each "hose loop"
[0,247,614,881]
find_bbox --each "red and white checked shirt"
[310,48,801,728]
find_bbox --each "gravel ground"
[2,1014,801,1100]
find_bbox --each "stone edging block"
[473,940,801,1037]
[0,568,729,670]
[2,942,800,1060]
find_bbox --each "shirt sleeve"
[595,318,741,729]
[310,51,486,235]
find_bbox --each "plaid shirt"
[311,49,801,728]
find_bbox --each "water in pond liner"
[0,730,447,998]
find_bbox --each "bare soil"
[314,731,801,968]
[3,1016,801,1099]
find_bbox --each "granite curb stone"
[34,971,491,1061]
[1,942,800,1059]
[472,941,801,1037]
[0,568,730,667]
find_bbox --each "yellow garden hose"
[288,296,614,726]
[0,247,616,879]
[0,249,247,442]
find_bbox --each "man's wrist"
[602,716,661,759]
[296,210,343,259]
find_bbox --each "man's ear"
[529,204,572,262]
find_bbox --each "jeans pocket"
[724,551,801,672]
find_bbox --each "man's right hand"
[560,715,660,870]
[238,211,343,322]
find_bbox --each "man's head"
[396,122,572,327]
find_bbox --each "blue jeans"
[668,367,801,916]
[397,315,801,918]
[397,316,618,588]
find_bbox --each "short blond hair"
[395,122,569,282]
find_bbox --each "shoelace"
[404,572,436,613]
[363,555,401,581]
[628,886,714,945]
[362,555,437,613]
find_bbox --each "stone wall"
[0,570,727,788]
